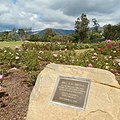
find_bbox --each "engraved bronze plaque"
[51,76,91,110]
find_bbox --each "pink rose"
[0,86,3,91]
[15,46,19,49]
[0,75,4,80]
[88,63,93,67]
[115,59,120,63]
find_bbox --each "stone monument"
[26,63,120,120]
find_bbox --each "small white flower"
[4,50,7,53]
[113,51,116,53]
[15,56,20,60]
[104,56,107,59]
[92,56,96,59]
[39,51,43,54]
[104,56,108,60]
[109,56,112,59]
[95,58,98,61]
[9,52,11,55]
[16,52,19,55]
[93,53,97,56]
[106,63,108,65]
[110,69,114,71]
[38,56,42,59]
[118,63,120,66]
[105,66,109,69]
[53,54,58,57]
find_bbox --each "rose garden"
[0,41,120,86]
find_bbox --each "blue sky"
[0,0,120,31]
[12,0,17,4]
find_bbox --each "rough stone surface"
[26,63,120,120]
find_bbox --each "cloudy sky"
[0,0,120,31]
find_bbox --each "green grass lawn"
[0,41,44,49]
[0,41,24,49]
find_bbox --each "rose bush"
[0,41,119,85]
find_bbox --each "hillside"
[32,28,74,36]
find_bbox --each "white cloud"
[0,0,120,31]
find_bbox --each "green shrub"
[27,71,39,86]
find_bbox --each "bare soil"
[0,69,33,120]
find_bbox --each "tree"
[92,18,100,32]
[42,28,57,42]
[18,28,26,41]
[29,34,41,42]
[114,23,120,40]
[7,31,19,41]
[103,24,116,40]
[89,32,103,43]
[0,31,9,41]
[24,27,32,40]
[74,13,90,42]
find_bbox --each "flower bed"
[21,42,92,51]
[0,41,119,85]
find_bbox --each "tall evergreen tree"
[74,13,89,42]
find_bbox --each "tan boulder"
[26,63,120,120]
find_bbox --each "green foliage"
[0,31,9,41]
[42,28,57,42]
[18,28,26,41]
[89,32,104,43]
[74,13,90,42]
[0,39,119,86]
[92,18,100,32]
[0,47,16,68]
[0,28,31,42]
[27,71,39,86]
[0,68,8,77]
[21,42,92,51]
[103,24,120,40]
[7,32,19,41]
[20,51,40,71]
[29,34,42,42]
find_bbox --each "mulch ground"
[0,69,33,120]
[0,68,120,120]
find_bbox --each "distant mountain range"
[0,27,104,36]
[0,28,75,36]
[32,29,75,36]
